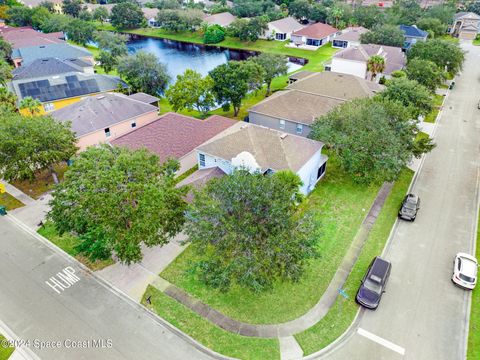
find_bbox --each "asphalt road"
[319,43,480,360]
[0,216,214,360]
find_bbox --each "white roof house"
[261,16,305,41]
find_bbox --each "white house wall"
[331,58,367,79]
[296,149,324,195]
[197,151,233,174]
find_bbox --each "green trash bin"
[0,206,6,216]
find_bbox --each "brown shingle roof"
[196,124,324,172]
[334,26,368,42]
[292,22,338,39]
[111,113,237,161]
[203,12,237,27]
[176,167,226,203]
[268,16,305,34]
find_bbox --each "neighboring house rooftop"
[0,26,64,50]
[454,12,480,20]
[203,12,237,27]
[399,24,428,38]
[333,44,406,75]
[268,16,304,34]
[287,71,383,99]
[142,7,159,20]
[19,0,62,6]
[10,72,125,102]
[128,92,159,104]
[334,26,368,42]
[51,93,158,138]
[111,113,237,162]
[85,3,115,12]
[12,43,92,65]
[196,124,324,172]
[176,167,226,202]
[292,22,338,39]
[11,58,89,80]
[288,70,315,81]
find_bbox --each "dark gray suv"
[398,194,420,221]
[356,257,391,309]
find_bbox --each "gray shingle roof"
[128,92,159,104]
[13,43,92,65]
[51,93,158,137]
[11,58,86,80]
[196,124,324,172]
[268,16,304,34]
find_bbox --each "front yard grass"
[142,286,280,360]
[0,193,24,211]
[38,222,114,271]
[295,168,414,355]
[161,156,381,324]
[467,208,480,359]
[11,163,67,200]
[424,94,444,123]
[0,334,14,360]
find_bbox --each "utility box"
[0,206,6,216]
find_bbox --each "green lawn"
[467,208,480,359]
[474,39,480,46]
[438,35,460,44]
[161,156,381,324]
[142,286,280,360]
[0,193,24,211]
[12,163,67,200]
[38,222,114,271]
[295,168,414,355]
[424,94,444,123]
[0,334,14,360]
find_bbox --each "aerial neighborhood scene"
[0,0,479,358]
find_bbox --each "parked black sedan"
[356,257,392,309]
[398,194,420,221]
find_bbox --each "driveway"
[318,43,480,360]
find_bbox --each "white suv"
[452,253,478,290]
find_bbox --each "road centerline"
[357,327,405,356]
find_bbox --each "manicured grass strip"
[12,163,67,200]
[467,207,480,359]
[142,286,280,360]
[175,165,199,184]
[38,222,114,271]
[0,193,24,211]
[161,157,380,324]
[474,39,480,46]
[295,168,414,355]
[0,334,14,360]
[424,94,444,123]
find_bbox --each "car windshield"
[364,278,382,293]
[459,273,475,283]
[404,201,416,210]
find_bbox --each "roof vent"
[39,45,46,48]
[280,133,288,139]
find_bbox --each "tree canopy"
[65,18,95,46]
[62,0,84,17]
[111,2,145,29]
[353,5,384,29]
[0,109,77,183]
[227,17,268,41]
[360,24,405,47]
[250,53,288,95]
[416,17,447,38]
[406,58,445,92]
[184,169,317,292]
[310,98,434,184]
[117,51,170,95]
[408,39,465,76]
[49,145,187,264]
[155,9,204,32]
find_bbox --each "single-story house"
[18,0,63,13]
[287,70,315,84]
[12,58,94,81]
[330,44,406,81]
[289,22,338,49]
[51,93,159,151]
[128,92,159,106]
[202,12,237,27]
[261,16,305,41]
[249,71,383,137]
[449,12,480,40]
[142,8,159,27]
[399,24,428,50]
[11,43,93,68]
[9,72,125,115]
[332,26,368,49]
[111,113,239,175]
[194,123,327,195]
[84,3,115,14]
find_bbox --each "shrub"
[203,24,225,44]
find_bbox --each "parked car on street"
[398,194,420,221]
[356,257,392,309]
[452,253,478,290]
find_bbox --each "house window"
[279,119,285,129]
[333,40,347,48]
[104,128,111,137]
[317,162,327,179]
[296,124,303,134]
[306,38,322,46]
[43,103,55,112]
[131,121,136,128]
[199,153,206,167]
[275,33,287,40]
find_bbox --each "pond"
[126,36,304,82]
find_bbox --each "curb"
[5,214,235,360]
[0,318,41,360]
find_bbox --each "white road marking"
[45,266,80,294]
[357,328,405,356]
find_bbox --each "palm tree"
[367,55,386,82]
[0,88,17,112]
[19,97,42,116]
